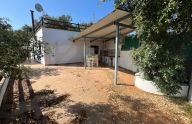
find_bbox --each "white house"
[34,9,138,73]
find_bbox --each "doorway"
[90,45,99,55]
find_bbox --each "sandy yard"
[0,63,190,124]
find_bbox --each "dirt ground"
[0,63,190,124]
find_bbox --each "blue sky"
[0,0,114,30]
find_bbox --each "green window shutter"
[121,36,140,51]
[184,43,192,60]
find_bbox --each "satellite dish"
[35,3,43,12]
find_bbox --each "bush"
[132,42,187,95]
[115,0,192,95]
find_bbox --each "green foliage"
[115,0,192,95]
[58,15,72,23]
[43,15,89,31]
[0,18,40,79]
[44,14,73,29]
[132,43,186,94]
[79,22,93,27]
[44,14,72,23]
[21,24,32,33]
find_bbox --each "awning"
[73,9,134,42]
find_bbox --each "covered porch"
[73,9,135,85]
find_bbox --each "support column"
[188,72,192,103]
[114,24,120,85]
[84,38,86,69]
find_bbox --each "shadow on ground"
[66,94,185,124]
[103,66,135,86]
[0,79,70,124]
[0,78,187,124]
[29,67,60,80]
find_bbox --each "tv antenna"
[35,3,45,16]
[93,12,96,23]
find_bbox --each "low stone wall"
[135,73,189,97]
[187,73,192,102]
[0,77,10,107]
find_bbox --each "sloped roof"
[73,9,134,42]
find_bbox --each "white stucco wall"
[135,73,189,97]
[35,28,45,64]
[118,51,138,72]
[37,27,138,70]
[42,28,84,65]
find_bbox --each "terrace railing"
[34,17,90,32]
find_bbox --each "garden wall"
[135,73,189,97]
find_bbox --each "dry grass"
[184,103,192,123]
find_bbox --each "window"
[121,35,140,51]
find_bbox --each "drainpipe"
[188,72,192,103]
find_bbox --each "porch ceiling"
[73,9,135,42]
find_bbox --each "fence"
[34,17,90,32]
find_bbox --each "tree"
[0,18,38,79]
[43,14,73,29]
[43,15,91,31]
[114,0,192,95]
[58,15,72,23]
[21,24,32,33]
[43,14,72,23]
[79,22,93,27]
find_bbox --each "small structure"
[74,9,134,85]
[73,9,136,85]
[33,17,89,65]
[73,9,191,98]
[34,9,138,86]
